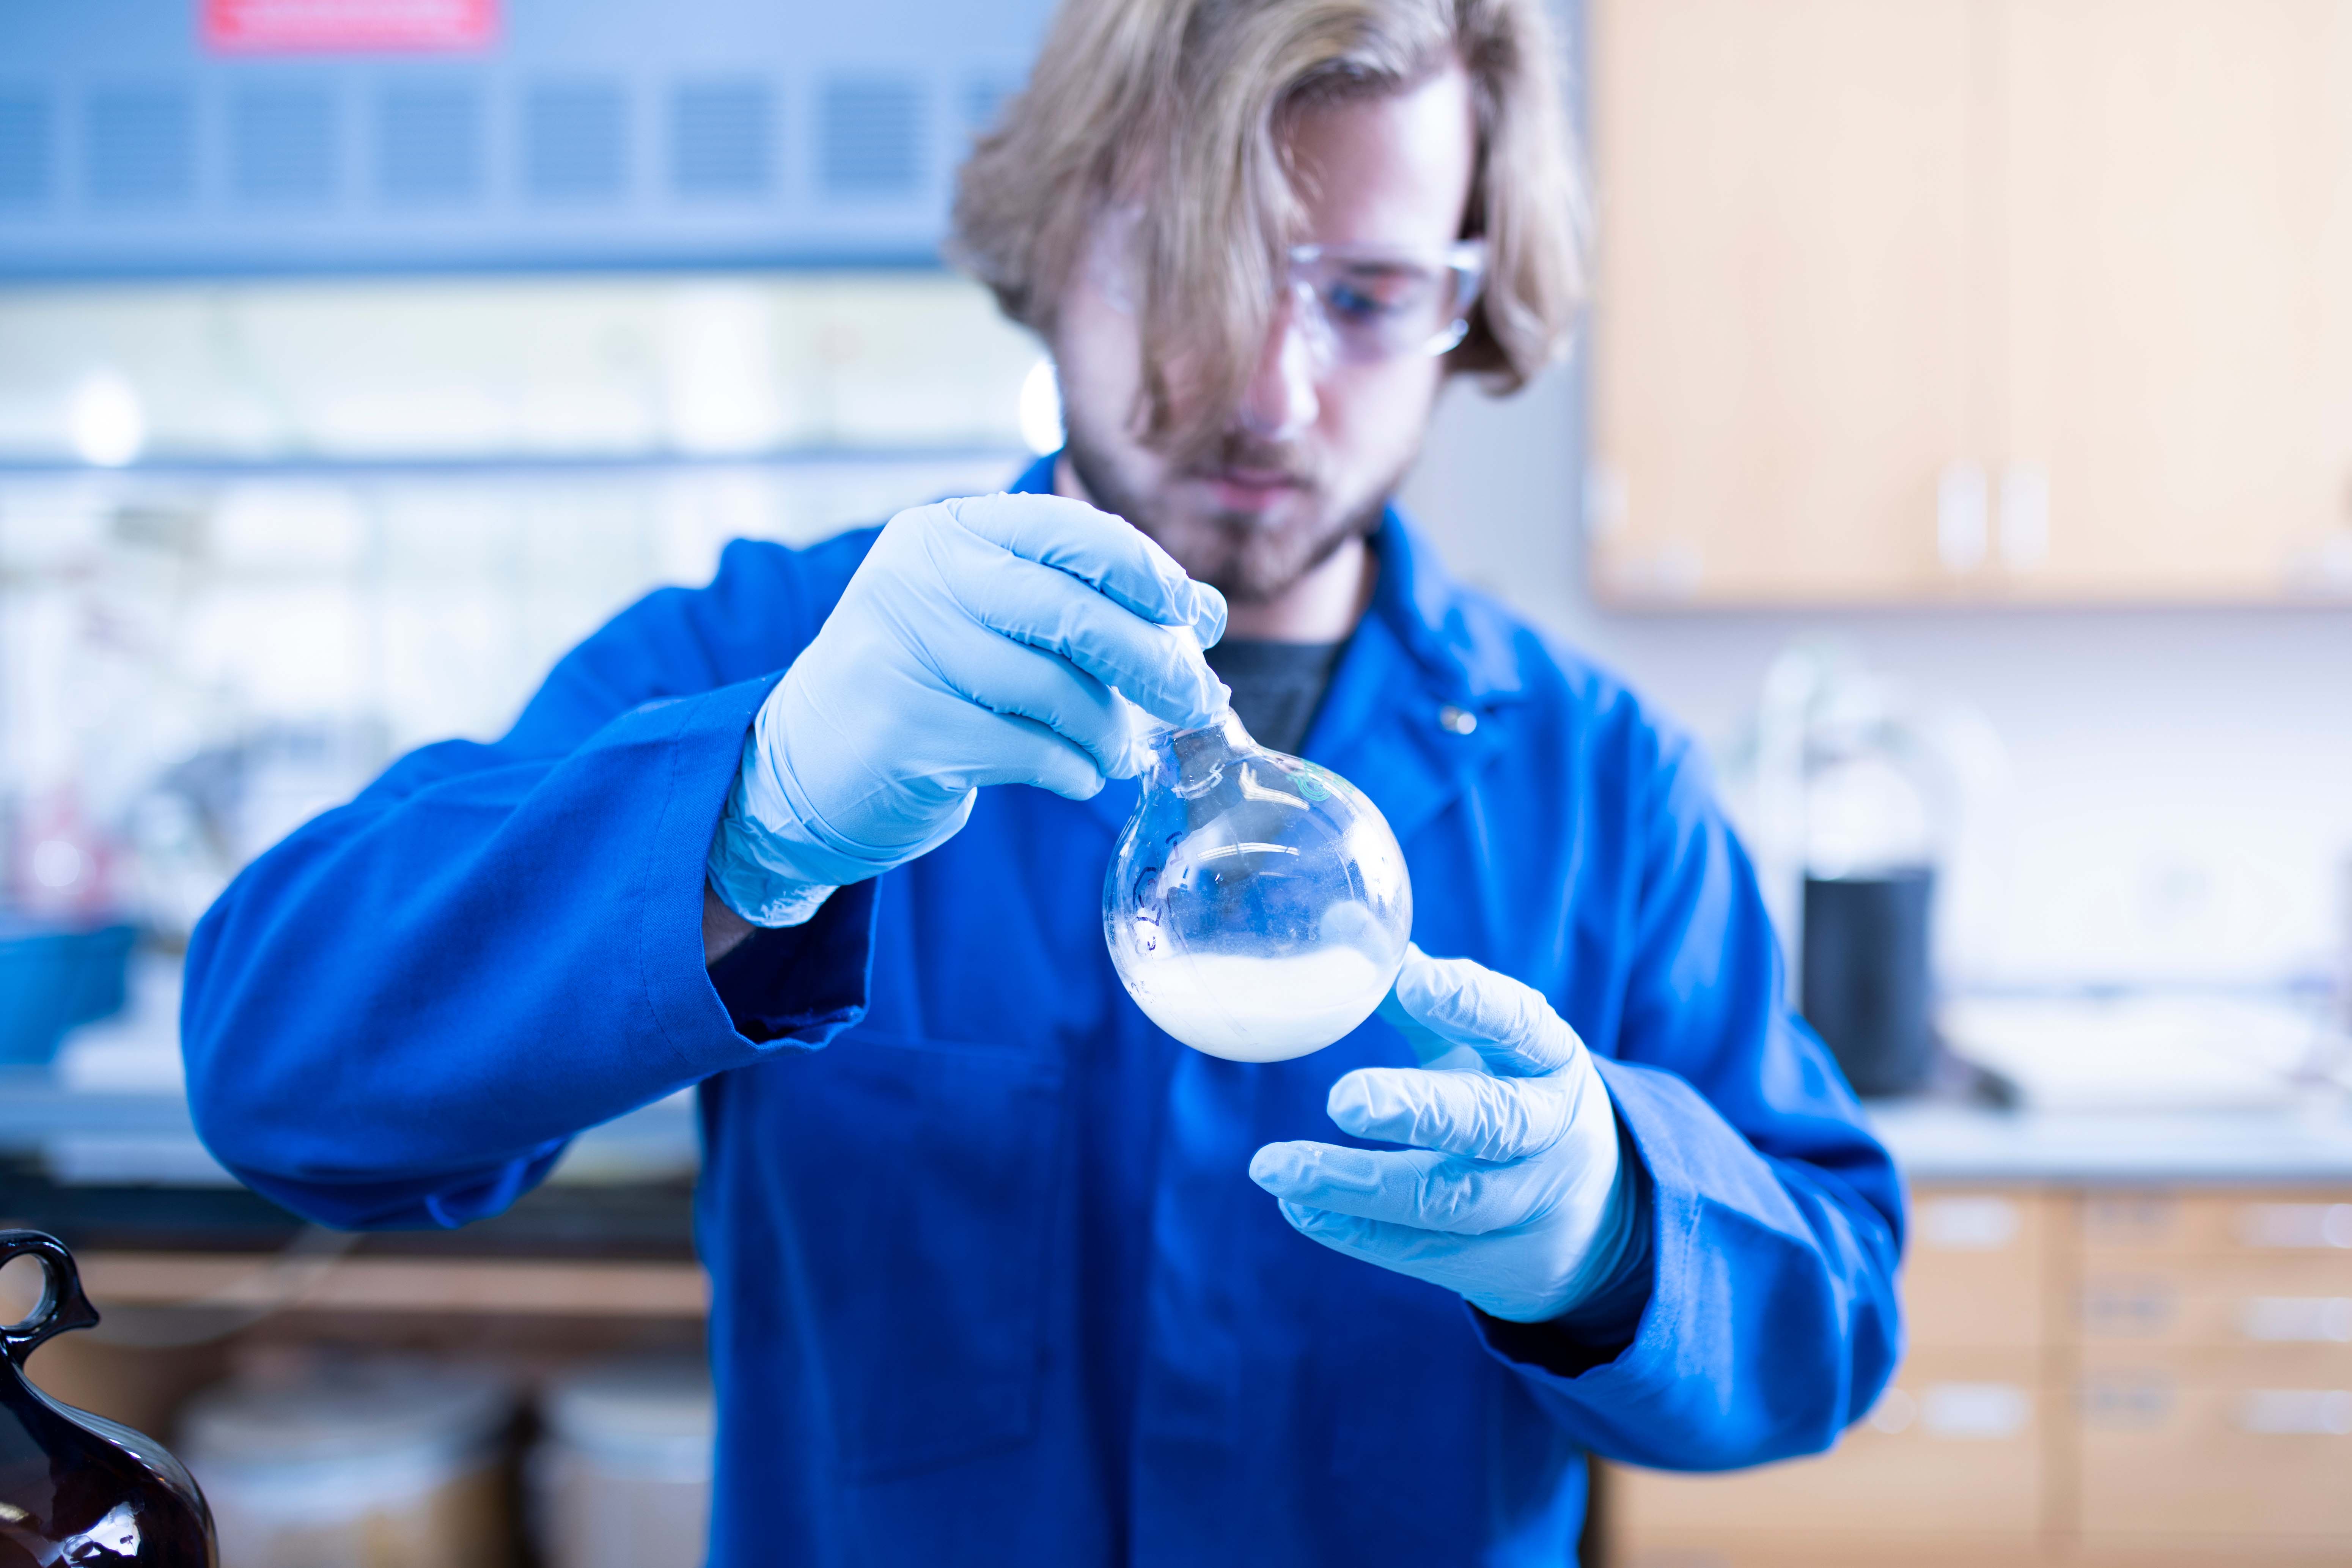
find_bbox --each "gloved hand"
[1248,946,1639,1324]
[708,492,1228,925]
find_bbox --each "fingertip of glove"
[1248,1142,1306,1190]
[1324,1069,1379,1131]
[1190,583,1229,647]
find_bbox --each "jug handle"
[0,1229,101,1368]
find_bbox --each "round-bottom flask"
[1104,708,1412,1062]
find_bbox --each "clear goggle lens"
[1286,240,1488,366]
[1088,211,1489,368]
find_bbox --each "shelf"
[71,1250,707,1319]
[0,443,1029,481]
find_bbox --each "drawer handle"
[2241,1297,2352,1343]
[2082,1279,2176,1335]
[1864,1383,2033,1438]
[2238,1389,2352,1436]
[2237,1203,2352,1249]
[1920,1195,2019,1250]
[1921,1382,2031,1439]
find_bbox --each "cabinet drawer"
[2078,1256,2352,1352]
[2082,1190,2352,1259]
[1612,1351,2047,1539]
[1615,1540,2049,1568]
[1904,1188,2053,1349]
[2077,1356,2352,1541]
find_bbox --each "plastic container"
[177,1361,513,1568]
[0,920,136,1066]
[528,1358,712,1568]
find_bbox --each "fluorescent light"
[70,370,145,468]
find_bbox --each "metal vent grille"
[230,86,336,206]
[526,81,626,203]
[819,75,923,198]
[670,79,772,198]
[87,86,195,206]
[0,91,51,206]
[377,82,483,205]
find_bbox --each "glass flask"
[0,1230,218,1566]
[1104,707,1412,1062]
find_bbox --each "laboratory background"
[3,0,2351,1565]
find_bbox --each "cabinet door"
[1588,0,1980,604]
[1996,0,2352,600]
[1608,1349,2050,1546]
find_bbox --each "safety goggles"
[1283,240,1489,366]
[1091,209,1488,368]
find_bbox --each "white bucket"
[528,1357,713,1568]
[179,1360,513,1568]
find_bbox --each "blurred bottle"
[0,1230,218,1566]
[1747,643,1977,1099]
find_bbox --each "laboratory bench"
[1603,1099,2352,1568]
[0,1065,711,1443]
[11,1065,2352,1563]
[0,1064,707,1304]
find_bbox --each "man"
[184,0,1902,1562]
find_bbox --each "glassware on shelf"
[1104,708,1412,1063]
[0,1229,218,1566]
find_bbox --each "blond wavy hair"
[950,0,1588,455]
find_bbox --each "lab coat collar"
[1014,454,1530,845]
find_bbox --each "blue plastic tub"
[0,922,137,1066]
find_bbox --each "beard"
[1063,415,1408,607]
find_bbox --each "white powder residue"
[1125,945,1396,1062]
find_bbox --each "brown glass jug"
[0,1230,217,1566]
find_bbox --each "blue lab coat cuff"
[635,673,877,1070]
[1467,1055,1875,1469]
[706,880,879,1044]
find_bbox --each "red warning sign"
[203,0,498,53]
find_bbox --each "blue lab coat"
[184,456,1903,1567]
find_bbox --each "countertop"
[1868,1099,2352,1184]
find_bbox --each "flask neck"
[1150,706,1255,797]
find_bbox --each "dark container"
[0,1230,217,1566]
[1801,868,1936,1098]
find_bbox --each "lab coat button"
[1439,705,1477,736]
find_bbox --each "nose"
[1236,290,1320,442]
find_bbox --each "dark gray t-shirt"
[1203,637,1347,756]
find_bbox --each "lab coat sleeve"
[182,535,882,1230]
[1474,729,1906,1471]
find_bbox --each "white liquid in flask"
[1104,708,1412,1063]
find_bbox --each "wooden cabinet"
[1610,1187,2064,1565]
[1611,1348,2050,1559]
[1588,0,2352,606]
[1905,1187,2058,1350]
[1585,0,1979,604]
[1604,1183,2352,1565]
[1997,0,2352,600]
[2077,1351,2352,1547]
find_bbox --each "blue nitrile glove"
[1248,945,1639,1324]
[707,492,1229,926]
